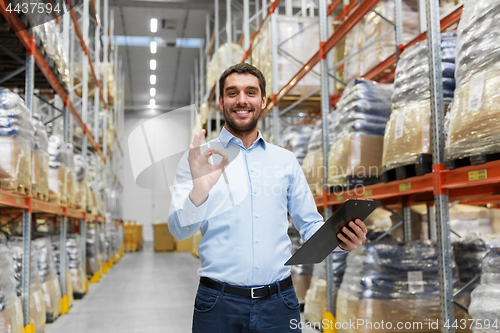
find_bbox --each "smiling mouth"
[234,110,251,114]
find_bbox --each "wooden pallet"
[445,152,500,170]
[0,182,31,196]
[33,191,49,202]
[67,201,77,209]
[330,175,380,193]
[381,154,433,183]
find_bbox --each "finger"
[349,221,366,241]
[342,226,358,243]
[192,130,205,148]
[337,233,355,249]
[355,219,368,234]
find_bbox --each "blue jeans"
[192,278,302,333]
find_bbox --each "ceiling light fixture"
[150,59,156,70]
[150,75,156,85]
[150,41,157,54]
[150,18,158,33]
[150,99,156,106]
[150,88,156,97]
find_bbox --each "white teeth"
[235,110,249,114]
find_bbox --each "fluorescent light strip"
[150,41,157,54]
[150,88,156,97]
[150,18,158,33]
[150,75,156,85]
[150,59,156,70]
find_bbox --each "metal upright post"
[319,0,333,313]
[271,0,280,146]
[243,0,250,62]
[402,197,412,241]
[285,0,292,16]
[394,0,403,61]
[426,0,454,330]
[195,60,199,109]
[309,1,314,17]
[199,45,205,102]
[418,0,427,34]
[82,0,89,158]
[226,0,232,62]
[22,37,33,324]
[301,0,307,17]
[262,0,267,19]
[214,0,219,136]
[428,204,437,241]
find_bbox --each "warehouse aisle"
[46,244,200,333]
[46,244,319,333]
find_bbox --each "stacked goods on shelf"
[251,15,319,96]
[206,43,245,92]
[453,235,500,285]
[304,260,327,325]
[0,88,35,194]
[469,248,500,332]
[344,0,418,84]
[445,0,500,167]
[198,103,215,129]
[302,117,333,196]
[0,244,24,333]
[491,209,500,234]
[327,79,393,188]
[85,228,103,277]
[50,236,75,308]
[48,135,68,205]
[124,222,143,252]
[33,237,61,323]
[32,114,50,201]
[343,0,455,84]
[102,63,115,106]
[7,238,46,333]
[74,154,88,210]
[66,144,77,208]
[32,20,70,90]
[449,205,493,241]
[282,125,314,166]
[381,32,457,181]
[66,234,86,297]
[336,241,469,333]
[288,220,313,307]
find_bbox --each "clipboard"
[285,199,381,265]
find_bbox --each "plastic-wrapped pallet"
[469,248,500,333]
[328,79,392,187]
[66,234,86,296]
[66,144,76,208]
[86,227,102,277]
[304,260,327,325]
[74,154,88,210]
[0,244,24,333]
[0,88,35,193]
[449,204,493,241]
[382,33,457,176]
[32,114,49,200]
[446,0,500,164]
[453,235,500,285]
[336,241,469,333]
[32,20,70,90]
[301,121,324,196]
[343,0,455,84]
[206,43,245,92]
[33,237,62,322]
[48,134,68,204]
[50,235,75,308]
[282,125,314,166]
[7,237,46,333]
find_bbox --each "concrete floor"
[46,243,319,333]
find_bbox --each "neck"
[224,126,258,149]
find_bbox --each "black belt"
[200,276,293,299]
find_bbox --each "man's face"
[219,73,266,135]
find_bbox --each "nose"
[236,92,248,106]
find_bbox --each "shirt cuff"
[180,194,209,227]
[333,246,349,253]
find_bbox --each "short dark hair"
[219,63,266,98]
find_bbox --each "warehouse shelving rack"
[192,1,498,332]
[0,0,124,330]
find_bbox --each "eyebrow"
[225,86,259,91]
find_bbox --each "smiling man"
[168,63,368,333]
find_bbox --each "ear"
[261,95,267,109]
[218,95,223,111]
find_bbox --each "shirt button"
[254,190,257,194]
[256,239,259,243]
[256,265,260,269]
[192,212,195,215]
[255,215,258,218]
[188,227,191,230]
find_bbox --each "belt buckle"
[251,287,266,299]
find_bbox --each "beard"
[223,103,261,136]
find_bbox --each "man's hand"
[337,219,368,251]
[188,130,229,206]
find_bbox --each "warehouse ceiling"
[112,0,318,113]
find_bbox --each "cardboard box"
[154,223,175,252]
[489,209,500,234]
[175,238,193,252]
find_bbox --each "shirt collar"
[219,127,267,150]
